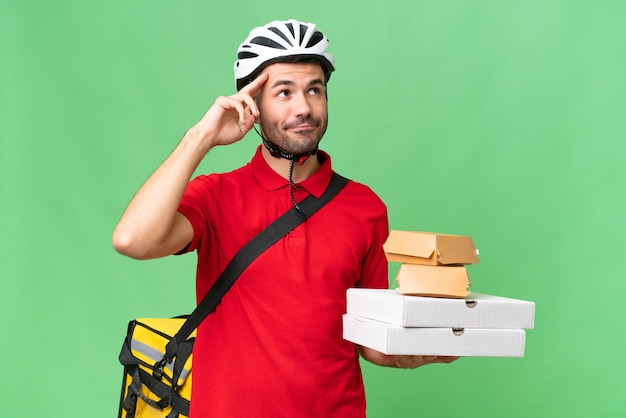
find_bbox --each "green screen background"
[2,1,624,417]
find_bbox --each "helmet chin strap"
[254,126,318,216]
[255,126,318,165]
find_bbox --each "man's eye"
[309,88,320,95]
[278,90,289,98]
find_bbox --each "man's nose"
[292,92,312,117]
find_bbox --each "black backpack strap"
[162,173,349,361]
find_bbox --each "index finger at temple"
[240,73,268,97]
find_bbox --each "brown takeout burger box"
[395,264,470,298]
[383,230,480,266]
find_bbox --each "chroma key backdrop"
[1,1,624,417]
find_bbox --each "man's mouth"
[291,125,314,132]
[283,117,320,130]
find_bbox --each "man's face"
[256,62,328,155]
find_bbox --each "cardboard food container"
[383,230,480,266]
[346,288,536,329]
[342,314,527,357]
[395,264,471,298]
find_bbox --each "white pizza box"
[346,288,535,329]
[342,314,526,357]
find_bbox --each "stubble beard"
[259,115,328,156]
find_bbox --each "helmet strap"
[254,125,317,216]
[254,125,318,166]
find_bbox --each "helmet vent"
[285,22,295,37]
[268,27,293,46]
[306,31,324,48]
[250,36,287,50]
[298,24,307,44]
[237,51,258,60]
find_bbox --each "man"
[113,19,457,417]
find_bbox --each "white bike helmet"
[234,19,335,90]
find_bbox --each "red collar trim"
[250,146,333,198]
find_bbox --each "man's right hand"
[189,73,269,148]
[113,75,270,260]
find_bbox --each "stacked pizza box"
[342,231,535,357]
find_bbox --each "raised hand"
[191,73,269,148]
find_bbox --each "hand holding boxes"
[343,231,536,357]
